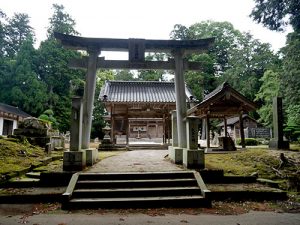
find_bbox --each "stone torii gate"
[54,32,214,171]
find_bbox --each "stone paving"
[86,150,185,173]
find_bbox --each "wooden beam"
[54,32,214,53]
[69,56,203,71]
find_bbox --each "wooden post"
[126,107,129,145]
[206,115,210,148]
[110,104,115,143]
[163,114,166,144]
[239,112,245,148]
[224,116,227,137]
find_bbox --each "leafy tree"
[280,32,300,128]
[5,13,34,58]
[138,53,167,81]
[114,70,136,81]
[250,0,300,31]
[47,4,79,37]
[171,21,243,74]
[38,109,58,129]
[96,70,115,87]
[8,37,47,116]
[0,9,7,57]
[250,1,300,134]
[170,21,277,101]
[185,53,215,100]
[222,33,276,100]
[36,4,83,132]
[255,70,280,126]
[91,70,115,139]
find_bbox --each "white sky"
[1,0,291,59]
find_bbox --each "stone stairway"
[62,171,211,209]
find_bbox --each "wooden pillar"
[167,115,170,144]
[126,106,129,145]
[206,115,210,148]
[224,116,227,137]
[163,114,166,144]
[110,104,115,143]
[239,112,245,148]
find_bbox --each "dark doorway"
[3,119,14,135]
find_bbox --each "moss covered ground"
[0,138,125,177]
[0,138,46,177]
[205,146,300,201]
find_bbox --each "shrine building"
[99,80,196,145]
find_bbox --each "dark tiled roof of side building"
[99,81,195,103]
[0,103,31,118]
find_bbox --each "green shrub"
[236,138,258,146]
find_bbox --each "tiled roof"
[0,103,31,118]
[99,81,194,103]
[187,82,257,117]
[203,82,228,101]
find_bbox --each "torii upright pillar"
[173,50,187,149]
[81,48,99,166]
[82,48,99,149]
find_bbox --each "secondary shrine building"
[99,80,195,145]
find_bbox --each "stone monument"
[63,97,86,171]
[183,116,204,169]
[269,97,289,150]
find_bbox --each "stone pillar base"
[169,146,183,164]
[269,140,289,150]
[63,150,86,171]
[183,149,205,169]
[85,148,98,166]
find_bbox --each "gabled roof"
[217,114,258,127]
[187,82,257,118]
[0,103,31,118]
[99,81,194,103]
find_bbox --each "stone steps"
[68,195,205,208]
[62,171,211,209]
[72,187,201,198]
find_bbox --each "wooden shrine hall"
[187,82,257,149]
[99,80,196,145]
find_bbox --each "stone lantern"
[98,124,114,150]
